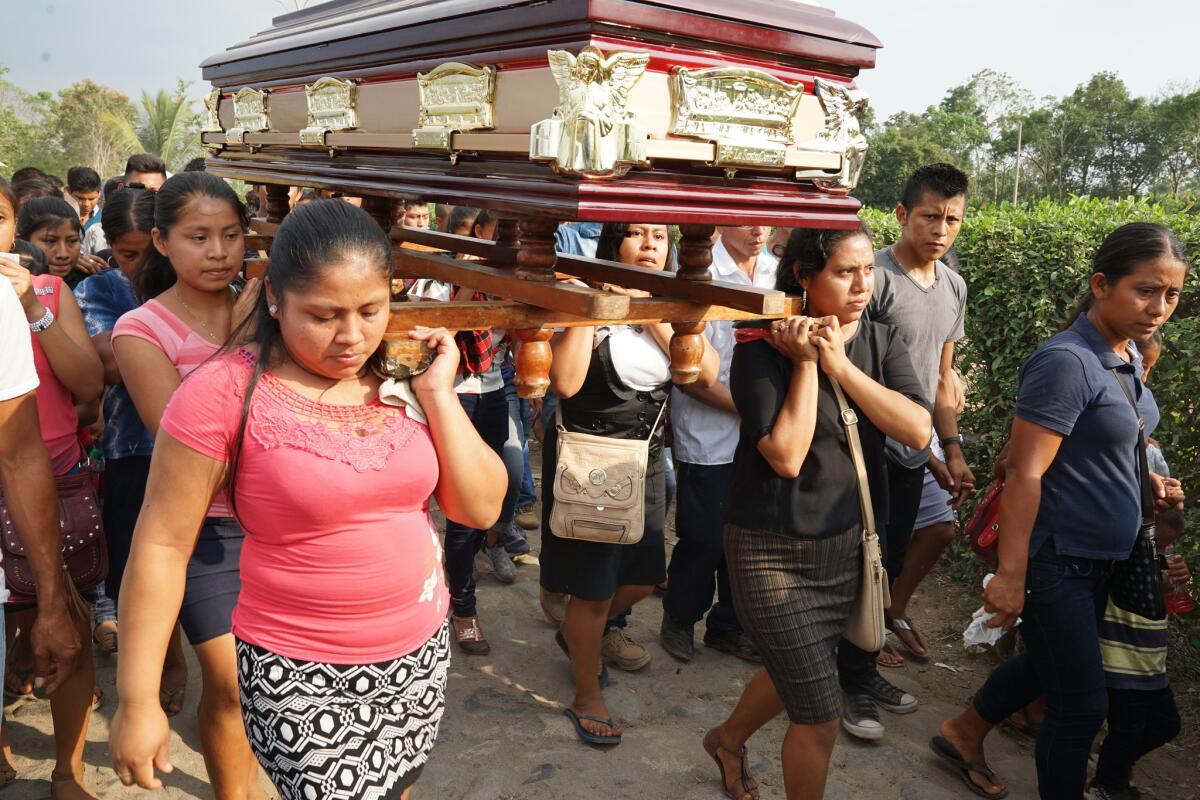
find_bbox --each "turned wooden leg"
[516,216,559,282]
[362,195,399,233]
[495,218,520,248]
[514,328,553,398]
[265,184,290,224]
[677,223,716,282]
[670,320,705,385]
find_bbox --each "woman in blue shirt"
[932,222,1189,800]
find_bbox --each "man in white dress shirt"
[660,226,777,663]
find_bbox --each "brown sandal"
[703,727,759,800]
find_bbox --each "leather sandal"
[887,614,930,659]
[703,727,759,800]
[452,615,491,656]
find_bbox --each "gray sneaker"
[862,671,918,714]
[478,543,517,584]
[841,692,884,740]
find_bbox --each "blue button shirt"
[73,270,155,460]
[1016,313,1159,561]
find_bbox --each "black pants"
[838,459,925,691]
[445,389,508,619]
[663,462,740,634]
[1095,686,1180,790]
[101,455,152,604]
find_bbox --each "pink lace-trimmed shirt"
[159,350,447,663]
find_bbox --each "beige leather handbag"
[831,378,891,652]
[548,401,667,545]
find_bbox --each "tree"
[857,96,986,207]
[107,81,201,172]
[50,80,137,177]
[1152,91,1200,197]
[0,67,58,174]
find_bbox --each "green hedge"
[860,198,1200,572]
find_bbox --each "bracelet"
[940,434,964,449]
[28,306,55,332]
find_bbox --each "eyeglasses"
[125,182,158,193]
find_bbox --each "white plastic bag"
[962,573,1018,649]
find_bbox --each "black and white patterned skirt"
[236,621,450,800]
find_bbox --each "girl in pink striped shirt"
[111,172,264,800]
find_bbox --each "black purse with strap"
[1108,368,1165,621]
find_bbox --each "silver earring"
[268,304,278,315]
[801,289,807,313]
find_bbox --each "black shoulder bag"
[1109,369,1166,621]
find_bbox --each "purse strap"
[555,396,669,444]
[1110,367,1156,521]
[829,377,876,539]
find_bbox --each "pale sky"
[3,0,1197,119]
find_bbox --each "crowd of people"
[0,154,1190,800]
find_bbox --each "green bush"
[860,199,1200,627]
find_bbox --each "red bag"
[965,479,1004,568]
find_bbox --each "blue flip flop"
[564,708,622,745]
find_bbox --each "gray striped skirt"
[725,523,862,724]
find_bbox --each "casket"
[201,0,878,224]
[199,0,882,396]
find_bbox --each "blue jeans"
[445,388,510,619]
[92,584,117,625]
[503,377,536,510]
[973,543,1112,799]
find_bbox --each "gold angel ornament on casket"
[530,46,651,179]
[797,78,870,192]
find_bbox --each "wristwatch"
[940,434,964,449]
[28,306,55,332]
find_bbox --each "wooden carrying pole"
[244,216,792,398]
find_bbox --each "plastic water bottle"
[1163,546,1195,615]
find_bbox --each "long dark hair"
[101,188,156,249]
[595,222,677,271]
[134,172,246,301]
[1063,222,1189,328]
[775,224,874,304]
[224,199,393,516]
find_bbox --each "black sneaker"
[841,692,884,740]
[659,612,696,662]
[702,629,762,663]
[862,671,918,714]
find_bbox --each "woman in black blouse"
[704,226,930,800]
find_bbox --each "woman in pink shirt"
[111,172,263,800]
[0,178,104,799]
[110,199,505,800]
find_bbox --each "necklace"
[175,287,227,342]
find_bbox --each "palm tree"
[107,82,200,172]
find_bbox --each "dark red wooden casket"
[198,0,881,396]
[200,0,879,227]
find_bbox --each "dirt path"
[4,507,1197,797]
